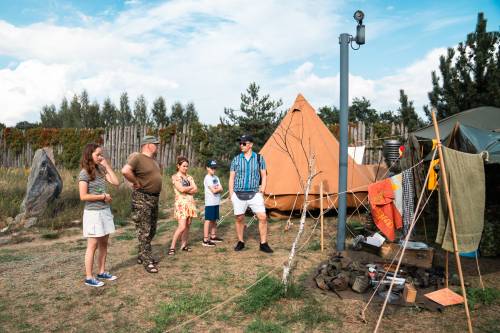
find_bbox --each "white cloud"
[0,0,448,126]
[275,47,447,116]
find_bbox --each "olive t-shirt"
[127,153,162,194]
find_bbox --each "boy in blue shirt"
[203,160,223,247]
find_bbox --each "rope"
[373,149,437,332]
[164,211,321,333]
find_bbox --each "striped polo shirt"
[79,168,109,210]
[230,152,266,192]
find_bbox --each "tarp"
[260,94,386,211]
[412,106,500,139]
[447,123,500,164]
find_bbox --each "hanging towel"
[436,147,485,252]
[402,169,415,238]
[428,159,440,190]
[368,178,403,241]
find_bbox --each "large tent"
[260,94,386,211]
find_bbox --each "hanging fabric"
[368,178,402,241]
[428,158,439,190]
[402,169,415,238]
[436,147,485,252]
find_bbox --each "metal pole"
[336,33,350,251]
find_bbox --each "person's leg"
[85,238,98,279]
[181,218,191,248]
[96,235,109,274]
[170,218,187,250]
[203,219,211,242]
[210,221,217,238]
[235,214,245,242]
[256,212,268,244]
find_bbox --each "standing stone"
[15,148,63,228]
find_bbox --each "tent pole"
[320,181,324,252]
[432,109,473,333]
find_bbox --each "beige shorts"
[231,192,266,216]
[83,208,115,238]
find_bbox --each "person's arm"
[229,171,235,197]
[188,176,197,194]
[79,181,108,202]
[101,158,119,186]
[122,164,141,189]
[172,175,193,193]
[259,169,266,193]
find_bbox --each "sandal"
[181,246,192,252]
[168,248,176,256]
[145,262,158,273]
[137,257,158,265]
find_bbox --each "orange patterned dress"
[173,174,198,220]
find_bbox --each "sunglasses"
[239,142,251,146]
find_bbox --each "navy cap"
[206,160,218,168]
[237,134,254,143]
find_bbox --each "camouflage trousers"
[131,190,159,265]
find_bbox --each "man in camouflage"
[122,136,163,273]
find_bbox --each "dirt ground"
[1,203,499,332]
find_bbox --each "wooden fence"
[0,122,407,168]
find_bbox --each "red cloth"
[368,178,402,241]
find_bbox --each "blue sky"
[0,0,498,126]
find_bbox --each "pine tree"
[87,101,102,128]
[80,90,96,128]
[170,102,185,125]
[68,94,82,128]
[40,104,62,128]
[318,105,340,124]
[101,97,118,127]
[222,82,283,150]
[117,92,133,126]
[349,97,379,123]
[59,97,72,128]
[425,12,500,120]
[398,89,423,131]
[151,97,168,127]
[133,95,149,126]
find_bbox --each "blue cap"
[206,160,218,168]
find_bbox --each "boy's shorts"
[204,205,220,221]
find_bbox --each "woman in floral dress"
[168,156,197,255]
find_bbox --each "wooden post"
[432,109,473,333]
[320,181,324,252]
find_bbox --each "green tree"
[101,97,118,127]
[87,101,102,128]
[379,110,400,123]
[151,97,168,127]
[222,82,283,151]
[398,89,424,131]
[425,12,500,120]
[349,97,379,123]
[318,105,340,124]
[0,122,5,130]
[118,92,133,126]
[133,95,149,126]
[40,104,62,128]
[68,94,82,128]
[59,97,72,128]
[170,102,185,125]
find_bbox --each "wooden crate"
[379,243,434,269]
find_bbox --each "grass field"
[0,168,499,332]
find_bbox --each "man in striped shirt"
[229,134,273,253]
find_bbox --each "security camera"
[353,10,364,25]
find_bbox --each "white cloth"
[390,173,403,217]
[231,192,266,215]
[204,174,221,206]
[348,145,365,164]
[82,208,115,237]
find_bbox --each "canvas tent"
[260,94,386,211]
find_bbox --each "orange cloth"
[368,178,402,241]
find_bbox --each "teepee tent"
[260,94,386,211]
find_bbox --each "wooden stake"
[432,109,473,333]
[445,251,449,288]
[320,181,324,252]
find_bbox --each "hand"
[133,182,141,190]
[100,157,110,169]
[104,193,113,203]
